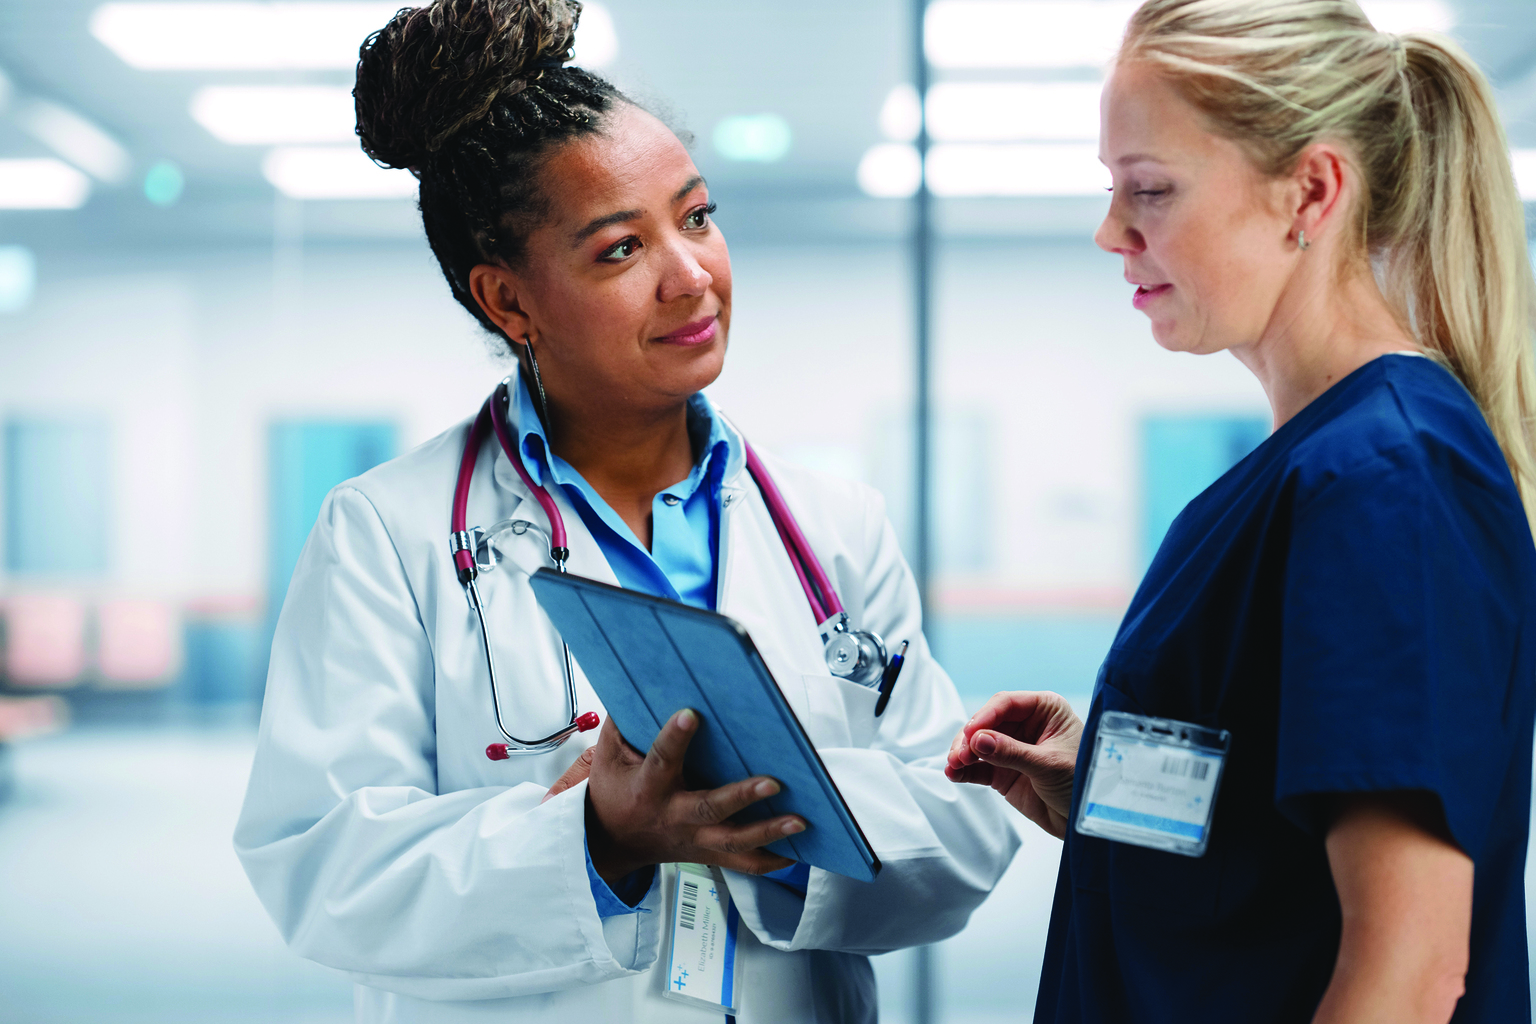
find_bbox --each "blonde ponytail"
[1389,33,1536,517]
[1122,1,1536,523]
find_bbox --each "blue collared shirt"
[513,374,756,916]
[511,372,742,612]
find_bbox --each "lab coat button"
[662,494,681,506]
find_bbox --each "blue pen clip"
[874,641,908,717]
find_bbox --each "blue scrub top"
[1037,355,1536,1023]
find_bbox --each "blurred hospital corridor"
[4,0,1536,1020]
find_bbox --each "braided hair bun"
[351,0,627,342]
[356,0,580,171]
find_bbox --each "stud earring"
[523,335,554,436]
[1298,230,1311,251]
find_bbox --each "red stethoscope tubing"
[450,381,860,758]
[451,383,843,627]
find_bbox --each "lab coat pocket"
[799,674,879,750]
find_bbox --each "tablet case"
[529,568,880,883]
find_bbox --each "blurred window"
[3,418,111,575]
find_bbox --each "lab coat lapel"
[489,418,618,587]
[716,469,828,724]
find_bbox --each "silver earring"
[1298,230,1311,251]
[524,335,554,435]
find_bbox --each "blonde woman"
[947,2,1536,1021]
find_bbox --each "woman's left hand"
[945,690,1083,838]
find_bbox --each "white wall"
[0,234,1268,609]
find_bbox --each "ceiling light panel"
[858,143,923,198]
[93,1,619,72]
[1358,1,1455,33]
[927,81,1101,142]
[14,99,132,182]
[573,4,619,68]
[1513,150,1536,203]
[262,146,416,200]
[926,143,1106,197]
[0,159,93,210]
[926,1,1139,70]
[880,85,921,143]
[192,86,356,145]
[91,2,402,70]
[925,0,1456,70]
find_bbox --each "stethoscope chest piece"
[821,613,889,687]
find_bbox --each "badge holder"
[662,863,743,1015]
[1075,710,1231,858]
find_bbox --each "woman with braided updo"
[949,2,1536,1022]
[232,2,1017,1022]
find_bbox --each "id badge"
[662,863,742,1014]
[1075,711,1230,857]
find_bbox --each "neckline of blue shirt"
[507,369,744,562]
[509,369,743,504]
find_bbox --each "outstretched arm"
[945,690,1082,838]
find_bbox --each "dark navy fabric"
[1036,355,1536,1024]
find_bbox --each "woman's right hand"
[945,691,1083,839]
[584,709,805,884]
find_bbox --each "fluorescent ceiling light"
[924,1,1456,70]
[574,3,619,68]
[192,86,355,145]
[713,114,792,162]
[1358,1,1455,33]
[880,84,921,143]
[928,81,1101,142]
[14,98,132,183]
[926,1,1139,69]
[90,2,400,70]
[0,159,93,209]
[858,143,923,198]
[262,146,416,200]
[927,142,1106,197]
[0,246,37,314]
[1513,149,1536,203]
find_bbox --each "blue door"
[267,420,398,622]
[4,419,111,576]
[1140,415,1270,569]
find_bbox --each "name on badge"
[664,863,741,1014]
[1075,710,1230,858]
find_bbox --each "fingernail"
[974,732,998,756]
[782,819,805,835]
[755,779,780,798]
[676,709,696,729]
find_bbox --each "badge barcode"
[679,879,699,930]
[1160,756,1211,781]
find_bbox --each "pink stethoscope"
[449,378,907,760]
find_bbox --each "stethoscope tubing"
[451,380,887,757]
[742,441,845,625]
[452,387,589,754]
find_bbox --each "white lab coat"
[234,392,1019,1024]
